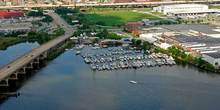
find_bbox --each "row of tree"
[131,39,154,50]
[156,46,215,71]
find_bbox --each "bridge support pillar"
[9,72,18,80]
[0,78,9,87]
[33,58,40,69]
[18,67,26,75]
[26,62,33,69]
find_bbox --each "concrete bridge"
[0,0,220,9]
[0,11,74,87]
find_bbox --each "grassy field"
[211,6,220,9]
[150,12,167,17]
[84,8,152,13]
[84,11,161,26]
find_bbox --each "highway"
[0,11,74,82]
[0,0,219,9]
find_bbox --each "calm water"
[0,42,40,68]
[1,46,220,110]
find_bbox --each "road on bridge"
[0,11,74,82]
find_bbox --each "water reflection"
[0,42,39,67]
[0,46,220,110]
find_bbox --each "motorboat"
[130,80,138,84]
[76,45,85,50]
[76,51,81,55]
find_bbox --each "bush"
[25,11,43,16]
[96,21,105,25]
[42,16,53,23]
[55,7,79,15]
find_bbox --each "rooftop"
[203,52,220,58]
[174,34,220,45]
[161,4,207,8]
[161,24,220,35]
[168,9,220,14]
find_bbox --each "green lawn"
[85,11,161,26]
[211,6,220,9]
[150,12,167,17]
[84,8,152,13]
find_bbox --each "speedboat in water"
[130,80,138,84]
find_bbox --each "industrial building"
[152,4,220,17]
[153,4,209,15]
[0,11,24,19]
[203,53,220,68]
[0,22,33,33]
[138,24,220,67]
[167,9,220,17]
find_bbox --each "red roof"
[0,11,24,18]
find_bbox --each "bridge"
[0,11,74,87]
[0,0,219,9]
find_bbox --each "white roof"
[168,9,220,14]
[162,4,207,8]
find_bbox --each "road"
[0,11,74,82]
[139,11,177,22]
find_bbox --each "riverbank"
[47,41,74,60]
[155,46,220,73]
[0,37,27,50]
[0,29,64,50]
[130,39,220,73]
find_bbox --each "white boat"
[76,45,85,50]
[76,51,81,55]
[130,80,138,84]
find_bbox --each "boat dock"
[75,46,176,71]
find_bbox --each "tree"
[106,33,121,39]
[135,40,142,47]
[142,41,153,50]
[131,39,136,45]
[28,31,37,36]
[92,38,99,43]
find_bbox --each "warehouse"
[167,9,220,17]
[153,4,208,14]
[0,11,24,19]
[203,53,220,68]
[160,24,220,38]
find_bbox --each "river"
[0,45,220,110]
[0,41,40,68]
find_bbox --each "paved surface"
[0,11,74,82]
[139,11,177,22]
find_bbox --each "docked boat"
[76,45,85,50]
[84,58,90,64]
[90,64,97,70]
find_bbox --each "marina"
[75,45,176,71]
[1,42,220,110]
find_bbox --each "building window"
[215,62,218,65]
